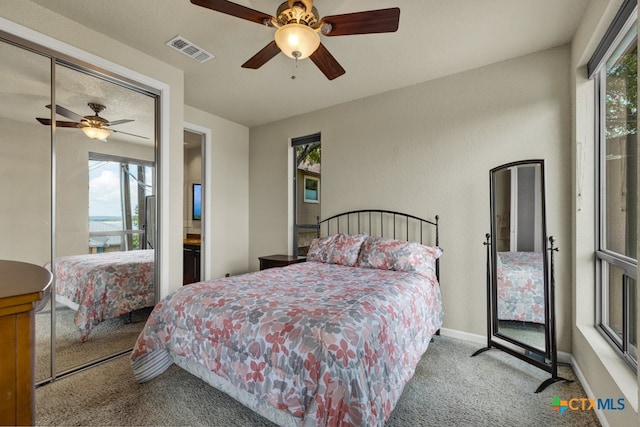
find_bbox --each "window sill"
[576,324,638,412]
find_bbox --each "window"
[192,183,202,220]
[592,0,638,369]
[292,133,321,255]
[303,176,320,203]
[88,153,154,252]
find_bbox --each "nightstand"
[183,234,201,285]
[258,254,306,270]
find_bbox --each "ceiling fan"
[190,0,401,80]
[36,103,149,142]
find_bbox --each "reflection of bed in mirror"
[47,249,155,342]
[496,251,545,324]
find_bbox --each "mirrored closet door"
[52,62,158,375]
[0,32,159,383]
[0,39,53,382]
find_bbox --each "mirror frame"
[490,159,550,359]
[472,159,569,393]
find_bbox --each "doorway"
[292,133,321,255]
[183,129,205,284]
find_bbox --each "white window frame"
[592,1,638,371]
[303,175,320,203]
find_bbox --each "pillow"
[357,236,443,282]
[328,233,368,266]
[306,234,338,263]
[307,233,368,266]
[356,237,407,270]
[392,242,443,283]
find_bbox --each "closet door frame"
[0,21,167,384]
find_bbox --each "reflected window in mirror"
[593,1,638,370]
[89,153,154,252]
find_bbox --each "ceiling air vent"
[166,35,214,63]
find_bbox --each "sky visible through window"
[89,161,121,217]
[89,160,152,219]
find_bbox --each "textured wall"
[249,46,572,348]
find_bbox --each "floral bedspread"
[50,250,155,341]
[496,251,545,323]
[131,261,442,426]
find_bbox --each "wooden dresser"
[0,260,52,426]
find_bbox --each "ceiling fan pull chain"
[291,51,301,79]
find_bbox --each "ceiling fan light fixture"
[274,23,320,59]
[82,126,112,142]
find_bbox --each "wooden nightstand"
[259,254,306,270]
[183,234,201,285]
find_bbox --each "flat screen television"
[192,183,201,220]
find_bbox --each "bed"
[47,249,155,342]
[495,251,545,324]
[131,210,442,426]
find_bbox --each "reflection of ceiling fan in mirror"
[36,103,149,142]
[190,0,400,80]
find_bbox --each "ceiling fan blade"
[241,41,281,69]
[36,117,80,128]
[309,43,345,80]
[46,104,85,122]
[106,119,135,126]
[320,8,400,36]
[190,0,273,25]
[111,129,149,140]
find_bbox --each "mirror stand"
[471,234,494,356]
[472,234,572,393]
[535,236,571,392]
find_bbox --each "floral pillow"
[328,233,368,266]
[496,251,504,280]
[356,237,408,270]
[393,242,443,283]
[307,233,368,266]
[307,234,338,263]
[357,237,443,283]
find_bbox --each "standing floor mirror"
[472,159,570,392]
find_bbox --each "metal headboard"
[317,209,440,279]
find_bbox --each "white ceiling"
[27,0,589,128]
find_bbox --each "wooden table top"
[0,260,52,300]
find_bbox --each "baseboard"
[439,328,486,345]
[557,350,572,364]
[569,354,609,427]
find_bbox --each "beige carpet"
[35,300,152,380]
[36,335,602,426]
